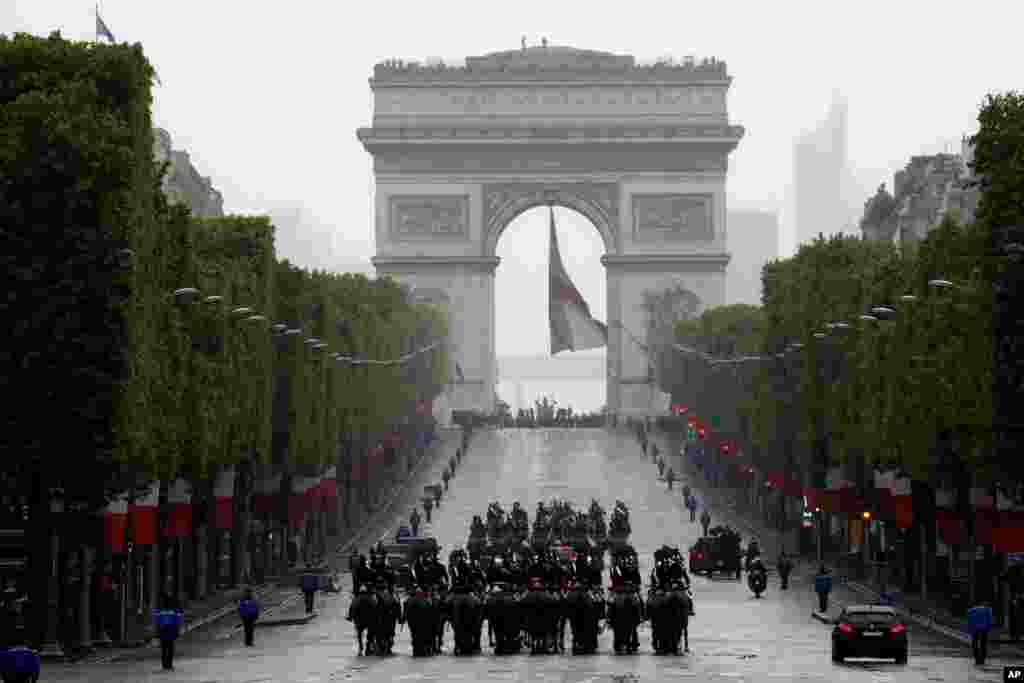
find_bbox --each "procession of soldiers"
[343,498,697,657]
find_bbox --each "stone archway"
[358,44,744,419]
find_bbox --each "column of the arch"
[605,266,623,422]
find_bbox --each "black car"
[831,604,908,664]
[688,535,742,578]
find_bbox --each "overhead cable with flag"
[548,206,607,354]
[95,7,116,43]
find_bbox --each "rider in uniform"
[370,550,396,594]
[487,555,511,587]
[347,554,377,621]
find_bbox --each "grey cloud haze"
[8,0,1020,358]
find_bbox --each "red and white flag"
[214,467,235,530]
[548,207,606,354]
[103,493,129,554]
[129,481,160,545]
[166,479,192,538]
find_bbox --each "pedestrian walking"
[666,467,675,491]
[682,485,691,500]
[423,496,433,523]
[154,591,184,671]
[449,455,457,476]
[409,508,421,537]
[652,443,659,462]
[301,568,320,615]
[442,468,451,491]
[238,588,259,646]
[814,565,832,614]
[657,458,665,477]
[777,552,793,590]
[641,440,648,457]
[967,601,993,664]
[700,509,711,537]
[687,496,697,522]
[456,447,462,463]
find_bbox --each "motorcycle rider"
[745,538,761,570]
[747,554,767,595]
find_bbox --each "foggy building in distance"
[726,209,779,306]
[859,136,979,249]
[792,93,860,247]
[153,128,224,218]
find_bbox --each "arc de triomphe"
[357,45,744,418]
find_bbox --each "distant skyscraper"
[726,209,779,306]
[793,93,860,248]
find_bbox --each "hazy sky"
[9,0,1021,358]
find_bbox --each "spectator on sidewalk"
[666,468,675,491]
[423,496,433,523]
[700,510,711,537]
[238,589,259,647]
[410,508,421,537]
[300,569,320,615]
[686,496,697,522]
[814,565,833,613]
[967,600,993,664]
[154,591,184,672]
[442,468,451,491]
[777,552,793,590]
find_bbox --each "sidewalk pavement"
[645,427,1024,656]
[75,426,463,666]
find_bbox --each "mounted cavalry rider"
[412,549,448,590]
[536,501,549,525]
[610,549,642,591]
[511,501,527,527]
[470,515,486,539]
[369,549,396,594]
[487,555,512,587]
[347,554,377,621]
[449,549,473,590]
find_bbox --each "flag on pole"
[95,8,116,43]
[548,206,607,354]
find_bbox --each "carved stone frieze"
[388,195,469,241]
[631,193,713,242]
[482,182,619,254]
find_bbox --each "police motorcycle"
[747,555,768,598]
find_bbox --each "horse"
[449,589,483,655]
[485,585,522,654]
[608,587,644,654]
[565,585,603,654]
[349,588,379,656]
[403,589,440,657]
[373,589,401,655]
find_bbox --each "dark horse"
[608,586,643,654]
[449,589,483,655]
[373,589,401,655]
[520,586,558,654]
[485,585,521,654]
[350,589,379,656]
[565,585,603,654]
[403,590,440,657]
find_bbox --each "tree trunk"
[27,466,53,649]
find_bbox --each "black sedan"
[831,604,908,664]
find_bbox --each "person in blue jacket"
[154,592,184,671]
[814,565,833,613]
[301,568,320,615]
[238,588,259,647]
[967,600,993,664]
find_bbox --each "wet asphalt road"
[44,428,1015,682]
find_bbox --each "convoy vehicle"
[831,604,908,664]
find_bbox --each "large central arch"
[358,45,744,420]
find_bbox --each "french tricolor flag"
[129,481,160,545]
[213,467,235,530]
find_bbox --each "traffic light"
[687,425,695,440]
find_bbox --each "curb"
[811,611,833,624]
[256,613,317,628]
[333,428,462,563]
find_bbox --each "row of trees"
[1,32,448,647]
[658,91,1024,601]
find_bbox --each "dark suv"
[831,604,908,664]
[688,536,741,578]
